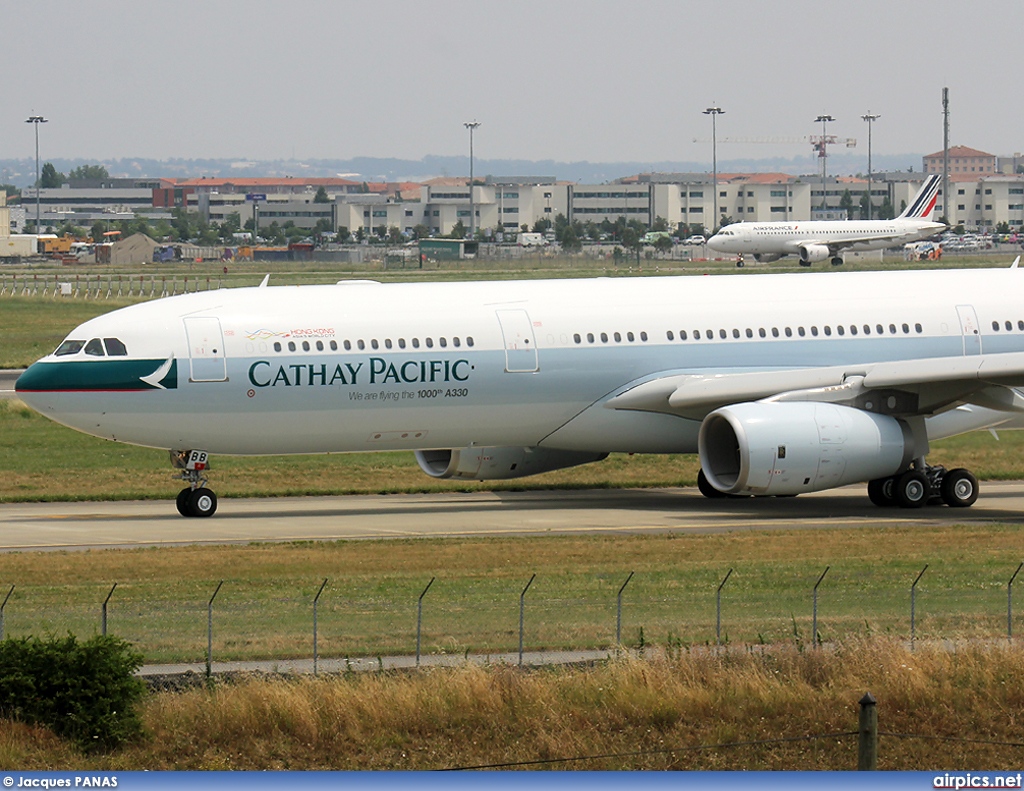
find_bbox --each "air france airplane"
[15,263,1024,517]
[707,174,945,266]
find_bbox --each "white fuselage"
[15,268,1024,460]
[707,218,945,258]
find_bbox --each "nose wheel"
[171,450,219,518]
[176,486,218,518]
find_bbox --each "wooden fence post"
[858,692,878,770]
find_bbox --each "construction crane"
[692,135,857,155]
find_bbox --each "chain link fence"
[2,562,1023,669]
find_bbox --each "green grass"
[2,524,1023,663]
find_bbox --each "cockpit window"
[104,338,128,356]
[84,338,105,357]
[54,340,86,356]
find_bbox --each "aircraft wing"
[605,351,1024,420]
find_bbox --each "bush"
[0,633,146,750]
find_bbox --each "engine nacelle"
[415,447,607,481]
[798,244,831,264]
[753,252,784,263]
[698,402,914,496]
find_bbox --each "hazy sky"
[4,0,1020,168]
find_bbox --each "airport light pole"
[464,120,481,239]
[25,114,48,233]
[861,113,880,219]
[703,106,724,233]
[815,114,834,212]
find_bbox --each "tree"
[411,223,430,239]
[532,217,552,234]
[1,184,19,201]
[651,216,670,232]
[877,197,895,220]
[450,219,466,239]
[313,186,329,203]
[68,164,109,181]
[388,225,404,244]
[39,162,65,188]
[859,191,871,220]
[337,226,351,243]
[839,189,854,220]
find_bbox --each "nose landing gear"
[171,450,218,518]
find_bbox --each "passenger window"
[274,342,282,352]
[574,333,581,344]
[288,341,297,352]
[316,341,324,351]
[993,321,1000,331]
[344,340,352,351]
[453,337,461,347]
[85,338,105,357]
[614,332,622,342]
[850,326,858,336]
[694,330,702,340]
[889,324,897,334]
[837,326,845,336]
[330,341,338,351]
[916,323,923,333]
[758,328,766,338]
[385,339,393,349]
[679,330,686,340]
[1006,321,1013,332]
[425,338,434,348]
[771,328,779,338]
[467,337,474,347]
[439,337,447,348]
[627,332,635,342]
[412,338,420,349]
[302,341,311,351]
[398,338,406,349]
[54,340,86,356]
[600,332,608,343]
[798,327,805,337]
[371,339,379,350]
[587,333,595,343]
[745,328,753,338]
[824,326,832,336]
[719,329,727,339]
[357,340,366,350]
[640,332,648,341]
[784,327,792,338]
[666,331,675,341]
[902,324,910,334]
[103,338,128,356]
[732,329,740,339]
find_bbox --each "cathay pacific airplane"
[15,263,1024,517]
[707,174,944,265]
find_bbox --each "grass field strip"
[3,555,1024,664]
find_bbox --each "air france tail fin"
[899,174,942,219]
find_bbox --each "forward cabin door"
[496,309,539,373]
[184,317,228,382]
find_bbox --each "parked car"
[685,235,707,246]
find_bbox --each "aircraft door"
[496,309,539,373]
[955,305,982,355]
[184,317,228,382]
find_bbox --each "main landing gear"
[867,462,978,509]
[171,450,218,518]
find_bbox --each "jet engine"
[798,244,831,264]
[415,447,608,480]
[698,402,914,496]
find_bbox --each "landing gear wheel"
[867,476,897,507]
[697,469,727,499]
[941,468,978,507]
[896,470,929,508]
[188,488,218,518]
[176,488,192,517]
[831,256,844,266]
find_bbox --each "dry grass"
[3,639,1024,770]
